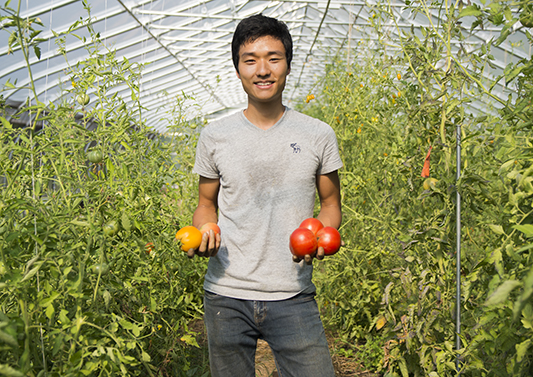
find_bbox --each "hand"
[187,229,221,259]
[292,240,345,265]
[292,246,325,265]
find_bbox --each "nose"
[256,59,270,77]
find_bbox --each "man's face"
[236,36,290,106]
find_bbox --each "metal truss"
[0,0,530,132]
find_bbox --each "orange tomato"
[175,226,202,252]
[199,222,221,236]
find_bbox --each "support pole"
[455,121,462,375]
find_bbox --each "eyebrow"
[240,50,285,59]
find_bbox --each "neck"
[243,100,286,130]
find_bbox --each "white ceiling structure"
[0,0,530,133]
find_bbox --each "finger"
[316,247,325,260]
[197,232,208,257]
[293,255,302,263]
[304,254,313,265]
[206,229,216,256]
[187,248,195,259]
[211,233,222,257]
[341,240,346,247]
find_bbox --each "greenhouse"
[1,0,532,376]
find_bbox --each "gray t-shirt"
[193,107,343,301]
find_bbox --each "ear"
[236,69,241,80]
[287,66,291,75]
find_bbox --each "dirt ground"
[190,320,379,377]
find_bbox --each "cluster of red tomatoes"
[289,218,341,258]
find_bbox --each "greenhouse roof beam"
[116,0,227,109]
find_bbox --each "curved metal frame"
[0,0,530,133]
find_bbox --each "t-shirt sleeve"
[192,128,220,179]
[317,125,343,175]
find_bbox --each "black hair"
[231,14,293,73]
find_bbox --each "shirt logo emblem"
[290,143,301,153]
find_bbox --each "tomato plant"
[520,5,533,28]
[289,227,318,258]
[299,218,324,235]
[0,5,209,376]
[316,227,341,256]
[175,226,203,251]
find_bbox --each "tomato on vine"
[91,263,109,275]
[145,242,155,255]
[76,93,90,106]
[103,221,119,236]
[87,150,103,164]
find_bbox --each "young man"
[190,14,342,377]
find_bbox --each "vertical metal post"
[455,122,462,375]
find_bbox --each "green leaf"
[45,304,55,319]
[20,262,42,282]
[119,318,134,330]
[0,329,18,346]
[503,7,513,21]
[121,212,131,231]
[398,356,409,377]
[0,117,12,130]
[141,351,151,362]
[485,280,522,306]
[33,45,41,60]
[516,338,531,362]
[0,364,25,377]
[513,224,533,238]
[516,243,533,254]
[503,64,523,85]
[180,334,200,348]
[458,5,482,18]
[70,220,90,227]
[488,224,505,235]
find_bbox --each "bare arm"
[189,176,221,258]
[316,170,342,229]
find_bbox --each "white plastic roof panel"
[0,0,530,132]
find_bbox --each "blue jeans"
[203,290,336,377]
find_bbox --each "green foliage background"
[1,0,533,376]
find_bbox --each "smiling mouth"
[255,81,274,87]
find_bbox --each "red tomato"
[289,228,318,258]
[199,222,221,236]
[316,227,341,255]
[145,242,155,255]
[299,218,324,235]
